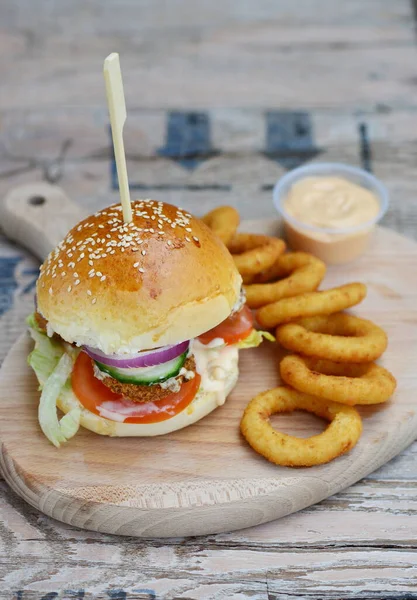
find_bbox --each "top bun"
[37,200,241,353]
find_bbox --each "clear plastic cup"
[272,163,389,264]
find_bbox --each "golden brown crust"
[36,200,241,353]
[100,356,196,402]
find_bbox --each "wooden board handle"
[0,183,83,262]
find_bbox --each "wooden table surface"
[1,0,417,597]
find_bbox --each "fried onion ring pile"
[280,355,396,406]
[257,283,367,328]
[276,313,388,362]
[240,386,363,466]
[227,233,286,280]
[201,206,240,246]
[202,205,395,468]
[244,252,326,308]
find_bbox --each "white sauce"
[46,322,55,338]
[231,288,246,315]
[93,363,107,381]
[191,340,238,407]
[193,337,225,350]
[98,398,176,422]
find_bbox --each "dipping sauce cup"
[273,163,389,265]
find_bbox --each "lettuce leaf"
[27,313,81,446]
[237,329,275,349]
[27,313,64,386]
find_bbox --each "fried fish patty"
[34,311,48,333]
[100,355,197,403]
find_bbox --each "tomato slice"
[198,304,254,346]
[71,351,201,424]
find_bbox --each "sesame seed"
[185,228,192,232]
[89,260,93,266]
[92,298,97,305]
[67,285,72,292]
[167,240,172,246]
[87,290,92,296]
[141,250,146,256]
[89,272,95,278]
[193,236,199,242]
[75,279,80,285]
[138,268,145,273]
[96,271,102,277]
[49,287,53,296]
[133,262,140,268]
[100,275,106,282]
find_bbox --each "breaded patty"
[34,311,48,332]
[100,355,196,403]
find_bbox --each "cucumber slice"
[94,351,188,385]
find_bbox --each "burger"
[27,200,271,446]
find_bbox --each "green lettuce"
[27,313,81,447]
[27,313,64,386]
[237,329,275,349]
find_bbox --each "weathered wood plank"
[1,546,416,598]
[1,0,412,32]
[3,462,417,547]
[0,1,415,110]
[2,42,417,111]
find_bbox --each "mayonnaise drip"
[191,340,238,407]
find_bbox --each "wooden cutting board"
[0,183,417,538]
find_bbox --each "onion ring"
[227,233,286,277]
[201,206,240,246]
[276,312,387,362]
[240,386,362,467]
[257,283,367,328]
[244,252,326,309]
[280,355,396,405]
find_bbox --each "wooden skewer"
[103,53,132,223]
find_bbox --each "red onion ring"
[84,340,190,369]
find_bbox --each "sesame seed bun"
[36,200,242,353]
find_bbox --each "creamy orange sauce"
[283,176,381,264]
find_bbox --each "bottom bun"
[57,357,239,437]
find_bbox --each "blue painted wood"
[157,111,218,170]
[109,118,230,190]
[0,257,22,317]
[359,122,372,172]
[264,110,322,169]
